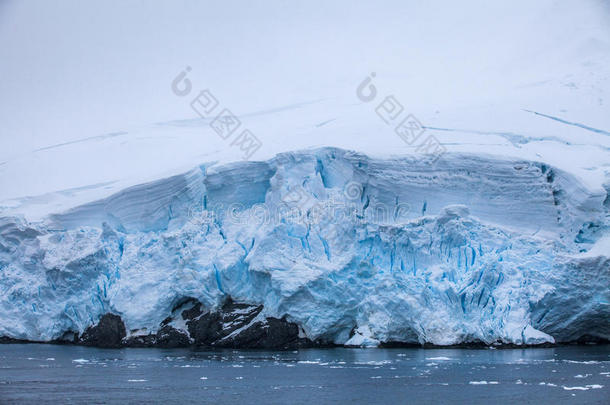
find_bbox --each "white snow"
[0,1,609,346]
[0,0,609,221]
[0,149,608,344]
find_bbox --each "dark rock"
[51,331,80,344]
[66,298,317,349]
[123,333,158,347]
[186,310,223,344]
[574,334,610,345]
[184,298,313,349]
[181,301,203,321]
[215,317,309,349]
[80,313,126,348]
[186,298,263,346]
[155,325,192,347]
[124,325,191,348]
[0,336,28,344]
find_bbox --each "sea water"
[0,344,608,404]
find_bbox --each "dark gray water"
[0,344,608,404]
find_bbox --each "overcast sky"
[1,0,609,160]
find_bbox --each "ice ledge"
[0,148,608,346]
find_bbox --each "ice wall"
[0,148,608,345]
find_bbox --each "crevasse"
[0,148,608,346]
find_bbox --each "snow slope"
[1,0,609,217]
[0,0,609,345]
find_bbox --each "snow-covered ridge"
[0,147,608,346]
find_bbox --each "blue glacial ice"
[0,148,608,346]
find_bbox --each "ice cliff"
[0,148,609,347]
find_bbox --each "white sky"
[1,0,608,152]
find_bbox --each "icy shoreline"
[0,148,608,347]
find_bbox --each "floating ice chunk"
[562,385,603,390]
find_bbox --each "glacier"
[1,147,608,347]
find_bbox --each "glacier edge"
[0,148,608,347]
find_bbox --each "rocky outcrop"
[124,325,192,348]
[80,313,126,348]
[4,297,608,348]
[121,298,315,349]
[184,299,311,349]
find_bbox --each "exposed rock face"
[124,325,192,348]
[185,299,309,349]
[80,313,126,348]
[223,317,305,349]
[121,298,314,349]
[4,298,609,348]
